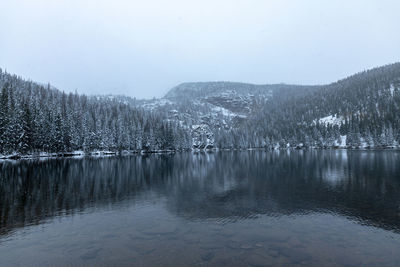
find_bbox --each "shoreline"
[1,146,399,161]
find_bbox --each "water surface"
[1,150,400,266]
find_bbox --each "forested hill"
[1,62,400,157]
[142,62,400,149]
[0,69,191,157]
[239,62,400,149]
[165,81,320,101]
[164,82,314,100]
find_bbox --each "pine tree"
[0,83,9,153]
[19,100,34,153]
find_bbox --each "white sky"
[1,0,399,98]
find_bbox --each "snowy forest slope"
[0,69,191,156]
[137,63,400,149]
[242,62,400,148]
[1,62,400,156]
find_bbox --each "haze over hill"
[1,0,400,98]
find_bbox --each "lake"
[1,150,400,266]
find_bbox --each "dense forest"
[0,68,191,156]
[228,63,400,149]
[1,63,400,157]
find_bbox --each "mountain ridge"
[164,62,400,99]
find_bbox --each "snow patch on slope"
[389,84,396,96]
[212,106,236,117]
[211,106,247,118]
[316,115,344,126]
[141,99,173,110]
[334,135,347,147]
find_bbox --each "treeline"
[1,62,400,155]
[0,69,192,155]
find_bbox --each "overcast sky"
[1,0,400,99]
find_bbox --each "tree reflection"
[1,150,400,237]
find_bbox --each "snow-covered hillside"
[1,62,400,156]
[136,82,279,148]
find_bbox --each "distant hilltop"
[164,81,315,100]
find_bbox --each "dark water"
[1,150,400,266]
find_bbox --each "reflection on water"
[1,150,400,266]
